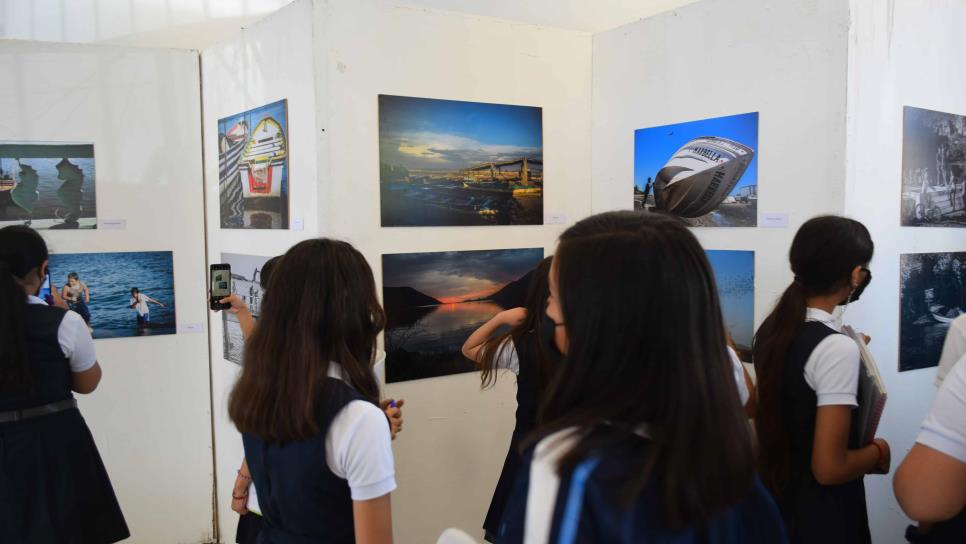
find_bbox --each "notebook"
[842,325,888,445]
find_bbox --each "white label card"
[545,212,567,225]
[100,219,127,230]
[292,217,304,231]
[760,213,789,228]
[179,323,204,334]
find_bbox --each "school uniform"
[242,363,396,544]
[0,296,129,543]
[778,308,870,544]
[935,313,966,387]
[495,427,787,544]
[910,357,966,542]
[483,333,545,542]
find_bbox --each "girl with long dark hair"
[228,239,395,544]
[753,215,890,544]
[498,211,785,543]
[461,256,560,542]
[0,225,129,543]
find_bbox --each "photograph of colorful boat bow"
[634,112,759,227]
[0,142,96,229]
[218,99,289,229]
[379,95,544,227]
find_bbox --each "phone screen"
[211,268,231,299]
[38,274,52,303]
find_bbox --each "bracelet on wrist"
[870,441,884,465]
[232,493,249,500]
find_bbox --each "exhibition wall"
[592,0,851,328]
[200,0,321,539]
[0,41,214,542]
[844,1,966,540]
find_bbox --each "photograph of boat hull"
[900,251,966,372]
[47,251,176,339]
[221,253,272,365]
[0,142,96,229]
[706,250,755,362]
[218,99,289,229]
[379,95,544,227]
[382,247,544,383]
[901,106,966,227]
[634,112,759,227]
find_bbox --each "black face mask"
[841,268,872,305]
[538,316,564,359]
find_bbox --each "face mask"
[539,317,563,359]
[840,268,872,305]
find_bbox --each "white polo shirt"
[493,338,750,406]
[918,357,966,464]
[26,295,96,373]
[936,313,966,387]
[803,308,860,407]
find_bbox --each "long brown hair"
[536,211,755,528]
[228,239,385,443]
[476,257,554,391]
[753,215,873,494]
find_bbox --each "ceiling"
[0,0,698,49]
[395,0,699,33]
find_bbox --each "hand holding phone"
[210,264,232,310]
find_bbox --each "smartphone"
[210,264,232,310]
[38,273,52,304]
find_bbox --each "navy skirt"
[0,408,129,543]
[483,430,525,542]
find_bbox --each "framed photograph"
[379,95,543,227]
[901,106,966,227]
[900,251,966,371]
[634,112,759,227]
[382,248,545,382]
[48,251,176,339]
[220,253,273,364]
[0,142,96,229]
[218,99,289,229]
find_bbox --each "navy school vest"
[0,304,73,412]
[242,378,368,544]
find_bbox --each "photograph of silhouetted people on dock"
[900,251,966,371]
[0,142,96,229]
[218,99,289,229]
[379,95,544,227]
[382,248,544,382]
[901,106,966,227]
[634,112,758,227]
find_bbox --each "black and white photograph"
[221,252,272,364]
[900,251,966,372]
[901,106,966,227]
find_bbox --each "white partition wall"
[200,0,321,539]
[0,41,214,542]
[845,1,966,540]
[592,0,851,330]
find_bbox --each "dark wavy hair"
[475,257,554,391]
[536,210,755,528]
[228,239,384,442]
[753,215,873,494]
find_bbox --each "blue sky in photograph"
[218,99,288,137]
[706,249,755,348]
[634,112,758,195]
[379,95,543,171]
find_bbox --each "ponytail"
[0,261,29,392]
[752,280,808,494]
[0,225,50,393]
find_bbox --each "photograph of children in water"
[48,251,176,339]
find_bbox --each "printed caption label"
[760,213,789,228]
[179,323,204,334]
[99,219,127,230]
[545,212,567,225]
[292,217,304,231]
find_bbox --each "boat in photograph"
[240,117,286,199]
[653,136,754,218]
